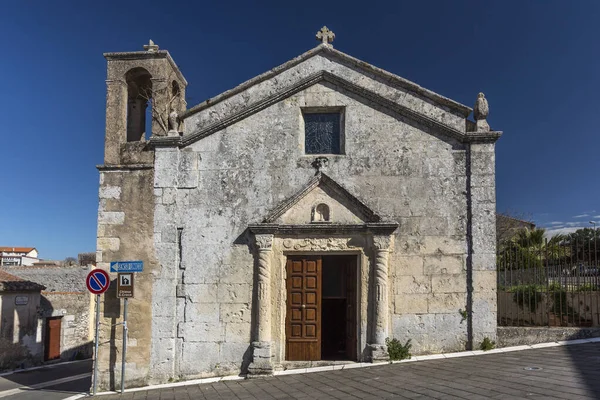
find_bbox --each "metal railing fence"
[497,236,599,327]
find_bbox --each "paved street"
[100,343,600,399]
[0,359,91,400]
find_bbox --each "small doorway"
[285,255,357,361]
[45,317,62,361]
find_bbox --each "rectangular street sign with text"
[110,261,143,272]
[117,273,134,298]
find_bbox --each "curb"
[69,337,600,398]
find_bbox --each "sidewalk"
[94,340,600,399]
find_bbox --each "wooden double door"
[285,255,357,361]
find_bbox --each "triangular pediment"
[150,44,501,149]
[263,172,381,225]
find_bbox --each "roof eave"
[103,50,188,86]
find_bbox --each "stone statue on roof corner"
[474,92,490,132]
[168,110,179,137]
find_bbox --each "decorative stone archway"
[247,223,397,375]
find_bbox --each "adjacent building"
[7,264,94,362]
[0,247,39,266]
[0,270,45,370]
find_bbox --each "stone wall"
[150,66,494,380]
[497,326,600,347]
[96,167,158,390]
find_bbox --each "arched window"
[125,68,152,142]
[312,203,331,223]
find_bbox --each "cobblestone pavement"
[102,343,600,399]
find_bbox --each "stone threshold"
[81,337,600,399]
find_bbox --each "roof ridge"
[0,269,46,291]
[180,44,471,120]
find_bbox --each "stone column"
[369,235,392,362]
[248,233,274,376]
[468,143,498,347]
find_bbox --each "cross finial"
[316,26,335,46]
[143,39,159,53]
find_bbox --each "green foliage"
[577,283,599,292]
[385,337,412,361]
[480,337,496,351]
[511,284,543,313]
[459,309,468,324]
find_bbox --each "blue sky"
[1,1,599,259]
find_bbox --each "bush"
[577,283,599,292]
[480,337,496,351]
[385,337,412,361]
[511,284,543,313]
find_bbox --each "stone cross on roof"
[143,39,159,53]
[316,26,335,45]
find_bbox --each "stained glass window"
[304,113,341,154]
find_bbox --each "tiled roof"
[0,247,36,253]
[0,269,45,292]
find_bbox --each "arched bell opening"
[125,67,152,142]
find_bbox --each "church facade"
[96,28,501,389]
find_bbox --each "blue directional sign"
[110,261,144,272]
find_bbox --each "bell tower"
[95,41,187,390]
[103,39,187,165]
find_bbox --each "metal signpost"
[116,273,134,393]
[86,269,110,396]
[110,261,142,394]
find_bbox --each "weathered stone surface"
[185,302,219,323]
[98,211,125,225]
[220,303,252,323]
[428,293,466,314]
[394,293,428,314]
[394,275,431,294]
[393,256,424,277]
[431,274,466,294]
[178,322,223,342]
[423,255,465,275]
[99,186,122,199]
[97,237,120,252]
[224,322,252,343]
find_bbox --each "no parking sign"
[86,269,110,295]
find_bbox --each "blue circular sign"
[86,269,110,295]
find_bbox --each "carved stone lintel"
[289,237,351,251]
